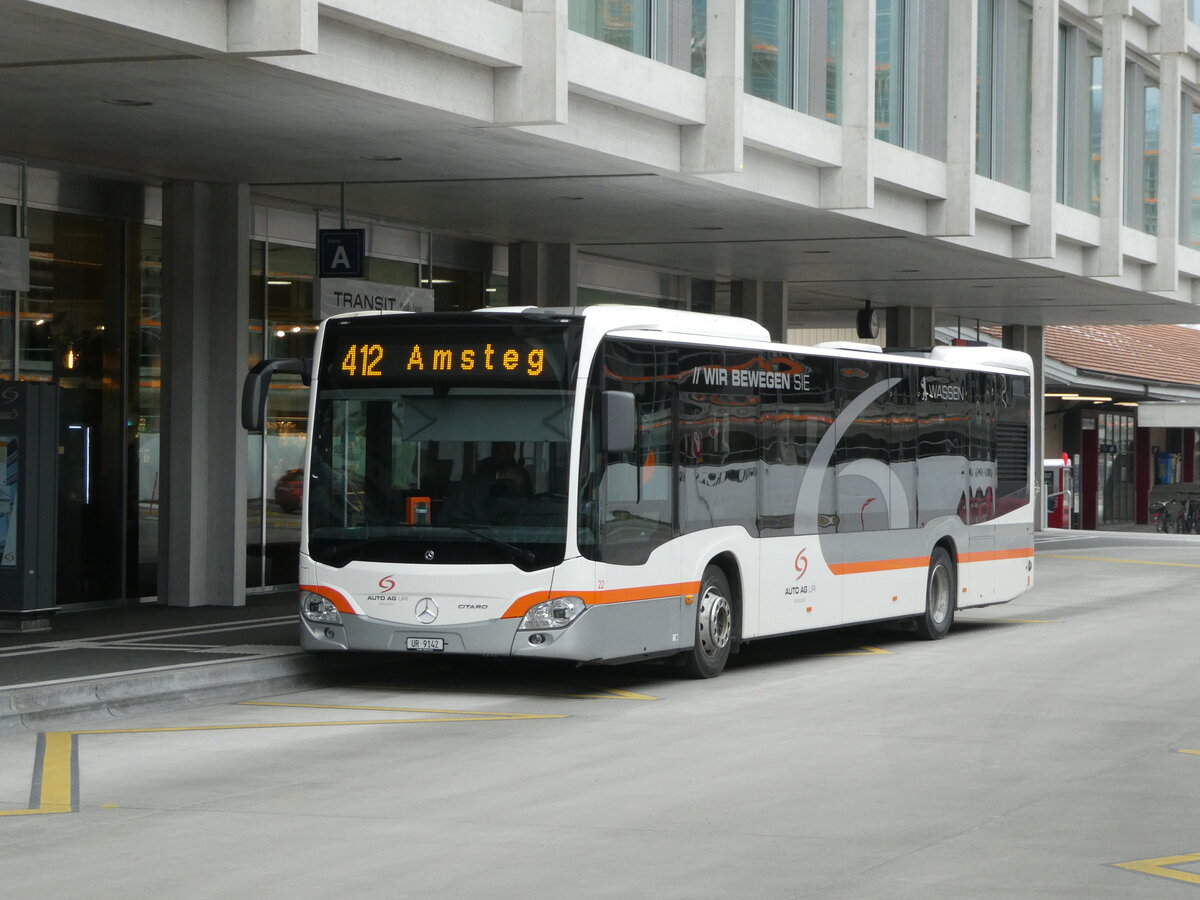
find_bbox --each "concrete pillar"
[760,281,787,342]
[821,0,874,210]
[884,306,935,348]
[730,279,759,320]
[1003,324,1046,530]
[494,0,567,126]
[508,241,576,306]
[930,0,976,237]
[160,182,250,607]
[1148,4,1185,292]
[682,0,743,174]
[729,280,787,340]
[1018,0,1059,259]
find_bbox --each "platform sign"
[318,229,366,279]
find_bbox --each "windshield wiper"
[449,525,537,565]
[314,536,395,567]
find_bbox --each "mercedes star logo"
[415,597,438,624]
[424,550,435,561]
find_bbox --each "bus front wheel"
[914,546,955,640]
[683,566,734,678]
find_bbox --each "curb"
[0,652,366,732]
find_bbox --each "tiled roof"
[1044,324,1200,388]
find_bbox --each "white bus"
[243,305,1034,677]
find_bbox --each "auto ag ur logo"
[378,575,396,592]
[794,549,808,580]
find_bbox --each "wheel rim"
[929,563,951,624]
[698,584,732,659]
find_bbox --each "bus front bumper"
[301,596,685,664]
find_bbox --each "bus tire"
[914,546,955,640]
[683,565,735,678]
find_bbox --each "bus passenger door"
[962,373,996,607]
[756,353,842,636]
[585,339,686,659]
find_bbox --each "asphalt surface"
[3,529,1200,897]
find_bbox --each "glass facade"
[1123,66,1159,235]
[0,201,162,603]
[1185,96,1200,248]
[1057,26,1102,214]
[875,0,948,159]
[569,0,707,74]
[976,0,1032,189]
[745,0,841,122]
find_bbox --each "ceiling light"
[268,280,292,286]
[1115,401,1139,407]
[275,330,286,338]
[1044,393,1079,398]
[485,288,498,293]
[1072,396,1112,402]
[291,326,301,333]
[422,279,453,284]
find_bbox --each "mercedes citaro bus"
[242,305,1034,677]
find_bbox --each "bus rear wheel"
[683,566,734,678]
[914,546,955,640]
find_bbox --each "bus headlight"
[301,591,343,625]
[519,596,585,630]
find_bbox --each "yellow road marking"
[239,700,560,717]
[1114,852,1200,886]
[1041,553,1200,569]
[565,687,659,701]
[352,682,660,701]
[1181,749,1200,756]
[0,707,564,817]
[819,646,891,656]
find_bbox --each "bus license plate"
[405,637,444,652]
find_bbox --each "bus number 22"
[342,343,384,377]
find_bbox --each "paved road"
[3,533,1200,898]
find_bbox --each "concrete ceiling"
[1,2,1195,331]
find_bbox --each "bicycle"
[1177,495,1200,535]
[1151,500,1176,533]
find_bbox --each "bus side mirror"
[600,390,636,454]
[242,358,311,432]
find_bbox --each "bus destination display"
[322,330,567,388]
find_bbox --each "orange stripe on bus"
[828,556,929,575]
[300,584,356,614]
[502,581,701,619]
[960,547,1035,564]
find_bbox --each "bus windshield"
[307,316,580,570]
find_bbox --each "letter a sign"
[318,229,366,279]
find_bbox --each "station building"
[4,0,1200,620]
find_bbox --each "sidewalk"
[0,592,358,731]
